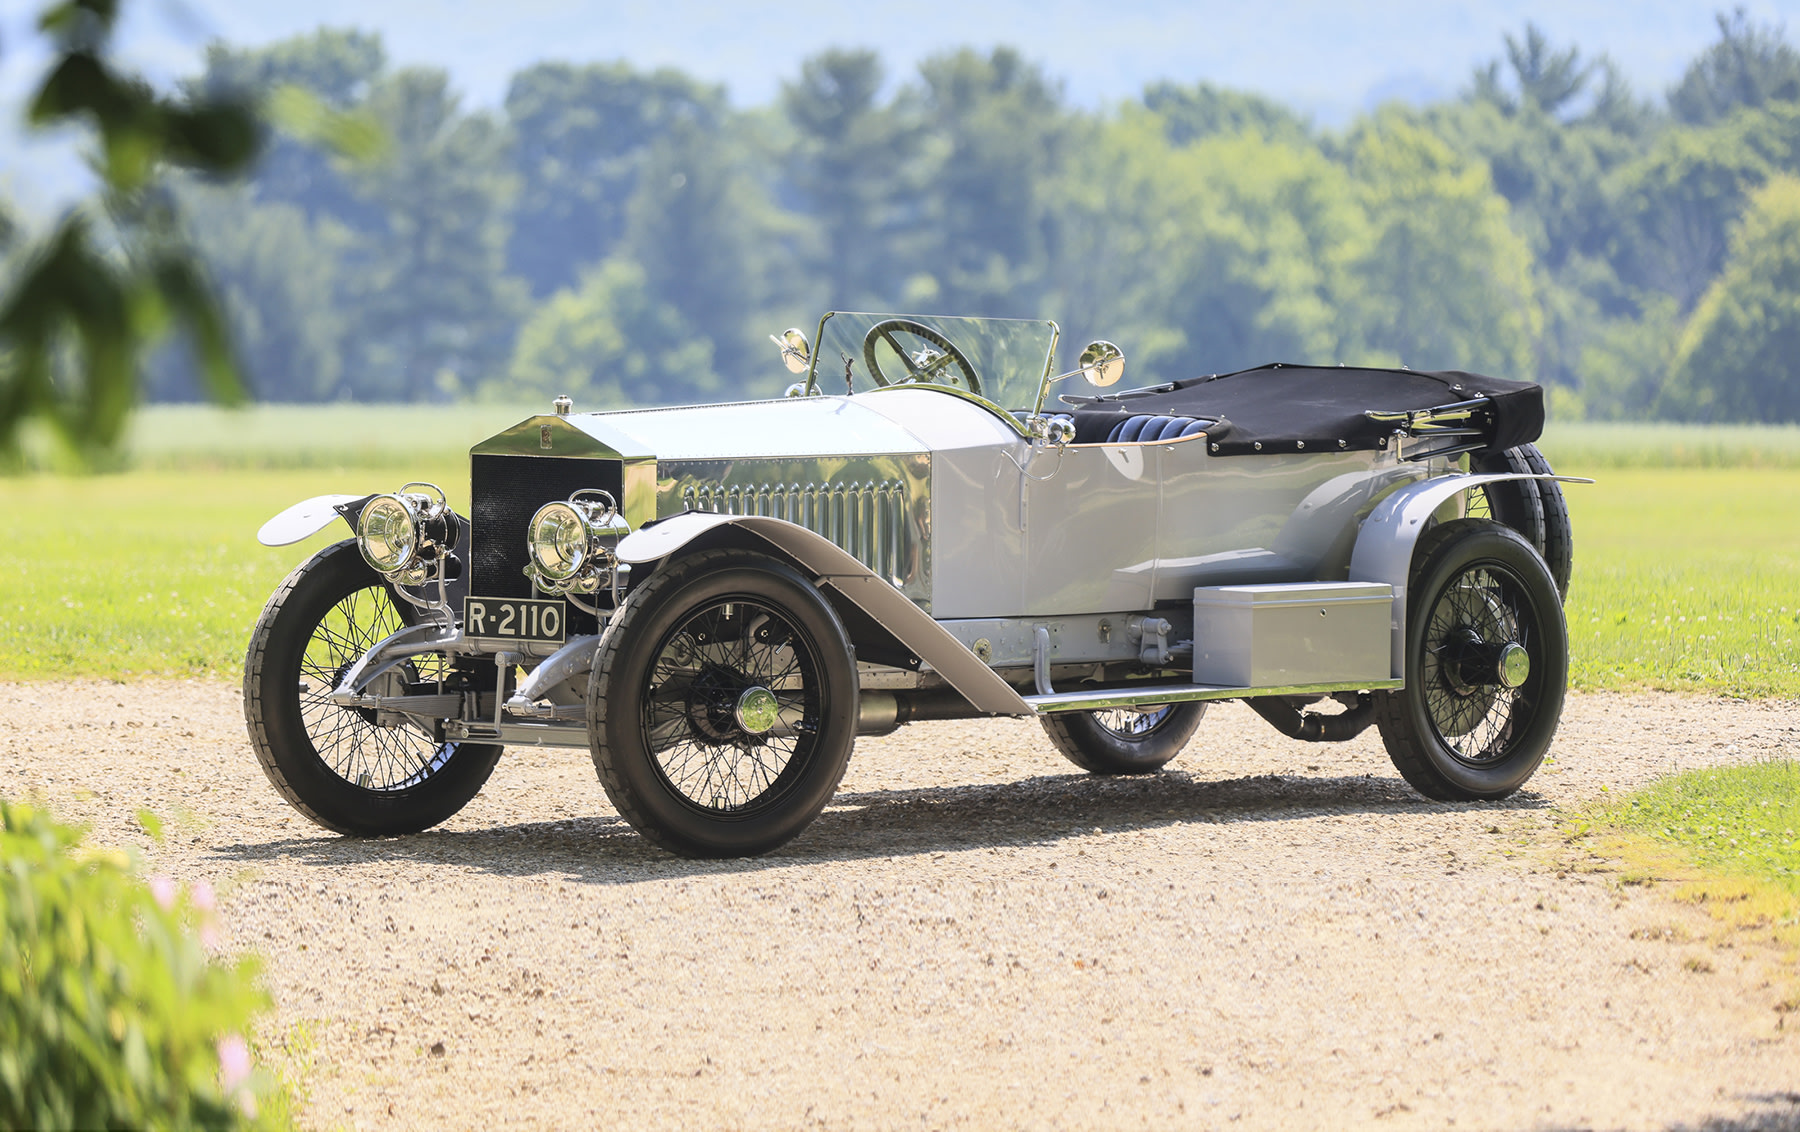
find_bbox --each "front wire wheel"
[1041,701,1207,774]
[588,550,858,857]
[244,539,502,835]
[1375,519,1567,800]
[644,597,818,811]
[298,585,453,791]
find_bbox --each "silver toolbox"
[1192,582,1394,687]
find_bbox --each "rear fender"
[616,512,1031,716]
[1348,472,1591,679]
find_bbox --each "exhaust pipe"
[1245,692,1379,742]
[856,691,983,735]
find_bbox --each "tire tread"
[242,539,502,836]
[1373,518,1567,801]
[587,549,857,857]
[1040,704,1206,775]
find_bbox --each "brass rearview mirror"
[1079,340,1124,388]
[771,327,812,375]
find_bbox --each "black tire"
[1374,519,1568,801]
[1516,444,1574,600]
[243,540,503,835]
[1040,702,1207,774]
[587,549,858,858]
[1470,445,1546,560]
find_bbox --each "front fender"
[617,512,1031,716]
[1348,472,1591,679]
[256,494,374,547]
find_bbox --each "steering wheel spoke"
[861,318,981,395]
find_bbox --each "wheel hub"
[685,666,783,744]
[734,686,780,734]
[1444,629,1529,693]
[1495,641,1531,688]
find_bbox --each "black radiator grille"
[470,454,623,599]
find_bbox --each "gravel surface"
[2,681,1797,1131]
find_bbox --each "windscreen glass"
[806,312,1058,413]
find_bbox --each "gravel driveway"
[3,681,1797,1131]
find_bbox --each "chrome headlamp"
[526,489,630,596]
[357,483,458,583]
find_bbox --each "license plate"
[463,596,566,644]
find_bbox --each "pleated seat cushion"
[1104,415,1208,444]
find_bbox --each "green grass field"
[1539,421,1800,469]
[1582,761,1800,965]
[0,465,461,679]
[1559,468,1800,697]
[1,412,1797,692]
[9,403,547,473]
[1593,760,1800,898]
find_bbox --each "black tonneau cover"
[1065,362,1544,455]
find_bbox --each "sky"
[4,0,1800,216]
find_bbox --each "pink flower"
[148,875,177,911]
[190,880,215,912]
[216,1034,252,1090]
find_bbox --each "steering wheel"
[861,319,982,396]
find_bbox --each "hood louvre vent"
[681,480,908,583]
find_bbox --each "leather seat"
[1105,414,1208,443]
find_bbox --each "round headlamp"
[526,490,626,592]
[358,494,421,573]
[528,501,590,582]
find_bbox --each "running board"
[1024,678,1403,715]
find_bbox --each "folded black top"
[1064,362,1544,455]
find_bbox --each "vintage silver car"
[245,313,1583,857]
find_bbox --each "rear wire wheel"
[587,550,858,857]
[244,539,502,835]
[1041,702,1207,774]
[1374,519,1567,800]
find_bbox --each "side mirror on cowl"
[770,327,812,375]
[1079,340,1124,388]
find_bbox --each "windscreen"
[805,312,1059,413]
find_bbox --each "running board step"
[1024,678,1403,715]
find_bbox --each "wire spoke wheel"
[1093,705,1175,738]
[1375,519,1567,801]
[1042,701,1205,775]
[1418,565,1531,765]
[589,551,858,858]
[297,584,454,792]
[244,539,502,836]
[641,598,819,814]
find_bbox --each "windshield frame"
[803,311,1061,422]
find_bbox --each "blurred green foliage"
[0,0,259,465]
[0,799,290,1129]
[1666,175,1800,420]
[11,7,1800,434]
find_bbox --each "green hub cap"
[734,686,781,734]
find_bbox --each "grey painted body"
[264,380,1578,725]
[536,384,1443,622]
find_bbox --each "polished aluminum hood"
[473,388,1030,464]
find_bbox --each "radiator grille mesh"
[470,455,622,599]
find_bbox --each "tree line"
[113,13,1800,421]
